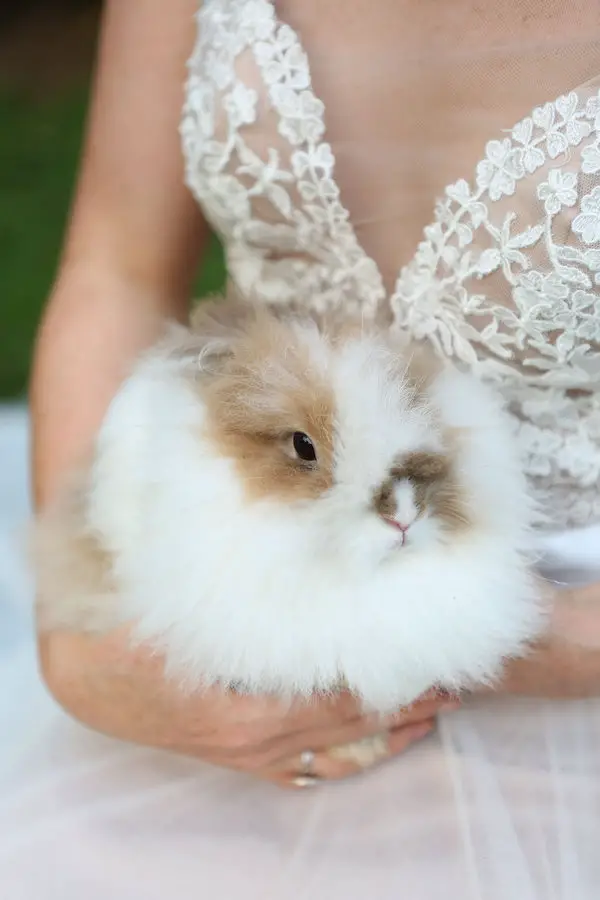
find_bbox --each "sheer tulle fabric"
[2,470,600,899]
[3,2,600,897]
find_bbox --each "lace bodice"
[180,0,600,529]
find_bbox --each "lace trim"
[181,0,385,314]
[392,89,600,380]
[391,86,600,527]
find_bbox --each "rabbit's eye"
[292,431,317,463]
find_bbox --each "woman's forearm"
[29,0,208,729]
[30,265,190,509]
[30,0,207,508]
[30,266,198,715]
[491,582,600,697]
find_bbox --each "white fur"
[78,325,544,712]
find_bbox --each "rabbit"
[32,298,546,713]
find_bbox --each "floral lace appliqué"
[181,0,384,314]
[392,87,600,527]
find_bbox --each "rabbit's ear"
[187,297,330,374]
[161,296,259,374]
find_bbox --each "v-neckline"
[260,1,600,308]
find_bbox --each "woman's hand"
[166,685,455,788]
[41,628,458,788]
[484,582,600,699]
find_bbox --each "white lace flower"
[238,0,276,39]
[455,223,473,247]
[513,271,570,314]
[538,272,570,302]
[585,253,600,285]
[223,84,257,129]
[271,88,325,146]
[423,222,445,250]
[475,248,501,276]
[584,249,600,272]
[291,144,335,178]
[546,129,569,159]
[530,102,567,159]
[572,186,600,244]
[577,318,600,341]
[532,102,555,131]
[555,92,592,145]
[584,93,600,128]
[511,117,545,173]
[445,179,472,205]
[476,139,525,201]
[255,41,309,89]
[537,169,578,214]
[413,240,438,269]
[445,180,488,227]
[581,140,600,175]
[298,178,339,202]
[268,83,297,117]
[206,47,234,91]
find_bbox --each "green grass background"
[0,87,225,400]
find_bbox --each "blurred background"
[0,0,224,404]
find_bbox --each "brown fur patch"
[420,473,472,533]
[198,311,337,503]
[32,468,120,634]
[373,447,472,534]
[188,298,465,520]
[371,479,398,520]
[391,450,451,483]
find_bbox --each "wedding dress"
[2,2,600,897]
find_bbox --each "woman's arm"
[490,582,600,697]
[31,0,208,510]
[32,0,209,707]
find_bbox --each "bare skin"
[31,0,600,786]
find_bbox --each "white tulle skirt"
[2,406,600,900]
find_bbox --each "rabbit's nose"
[381,516,411,544]
[384,517,409,531]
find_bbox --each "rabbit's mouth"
[381,516,410,547]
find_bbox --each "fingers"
[256,692,460,768]
[269,719,437,789]
[191,687,461,783]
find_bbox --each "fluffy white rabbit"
[33,299,545,712]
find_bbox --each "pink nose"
[383,517,410,532]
